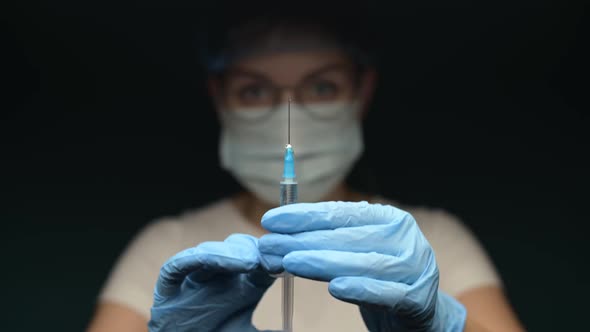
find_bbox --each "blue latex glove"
[258,201,467,332]
[148,234,275,332]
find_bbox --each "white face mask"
[219,101,364,205]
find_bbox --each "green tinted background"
[3,1,588,331]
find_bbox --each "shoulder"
[371,195,478,251]
[137,198,240,248]
[371,196,467,238]
[98,198,242,318]
[371,196,502,295]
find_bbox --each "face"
[209,50,376,115]
[214,50,375,205]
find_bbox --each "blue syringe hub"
[282,144,296,180]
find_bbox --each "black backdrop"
[2,1,589,331]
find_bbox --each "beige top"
[99,197,501,331]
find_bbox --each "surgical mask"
[219,101,364,205]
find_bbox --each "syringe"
[280,99,297,332]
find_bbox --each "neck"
[231,184,371,232]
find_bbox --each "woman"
[87,8,525,332]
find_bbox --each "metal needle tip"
[287,98,291,145]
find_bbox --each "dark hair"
[196,2,379,73]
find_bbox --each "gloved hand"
[258,201,467,332]
[148,234,275,332]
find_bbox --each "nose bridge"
[278,87,296,104]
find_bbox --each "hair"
[196,1,379,73]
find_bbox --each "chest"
[252,276,367,331]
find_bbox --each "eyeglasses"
[218,64,361,121]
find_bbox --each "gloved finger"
[282,250,421,284]
[328,276,410,309]
[224,233,259,246]
[261,201,414,234]
[216,307,260,332]
[216,305,283,332]
[259,253,284,274]
[190,234,276,289]
[155,238,260,298]
[244,268,277,289]
[259,223,428,257]
[223,234,279,284]
[188,234,262,283]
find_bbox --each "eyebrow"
[222,63,354,85]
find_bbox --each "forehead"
[225,50,354,84]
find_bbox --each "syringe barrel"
[279,180,297,332]
[280,181,298,206]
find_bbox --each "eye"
[311,81,338,97]
[238,84,273,102]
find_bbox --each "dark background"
[2,1,588,331]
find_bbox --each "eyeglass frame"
[214,63,365,122]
